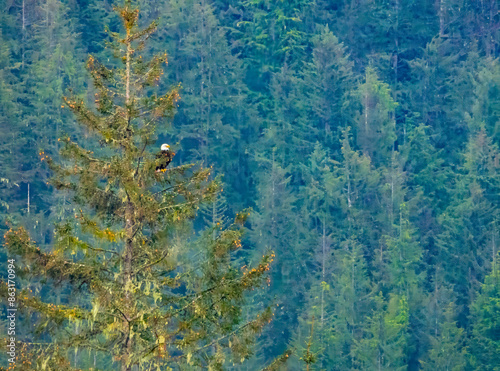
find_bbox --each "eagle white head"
[161,144,170,151]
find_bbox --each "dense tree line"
[1,0,499,369]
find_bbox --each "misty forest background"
[1,0,500,369]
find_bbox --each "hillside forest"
[1,0,500,370]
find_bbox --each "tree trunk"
[122,23,134,371]
[438,0,446,37]
[123,201,134,371]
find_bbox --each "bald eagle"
[155,144,175,172]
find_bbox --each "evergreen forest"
[0,0,499,370]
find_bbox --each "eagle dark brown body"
[155,149,174,172]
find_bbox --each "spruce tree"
[302,26,355,150]
[289,143,336,369]
[1,3,273,370]
[0,21,21,219]
[438,127,500,328]
[328,129,377,370]
[423,303,467,371]
[354,67,398,167]
[248,149,300,359]
[468,252,500,370]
